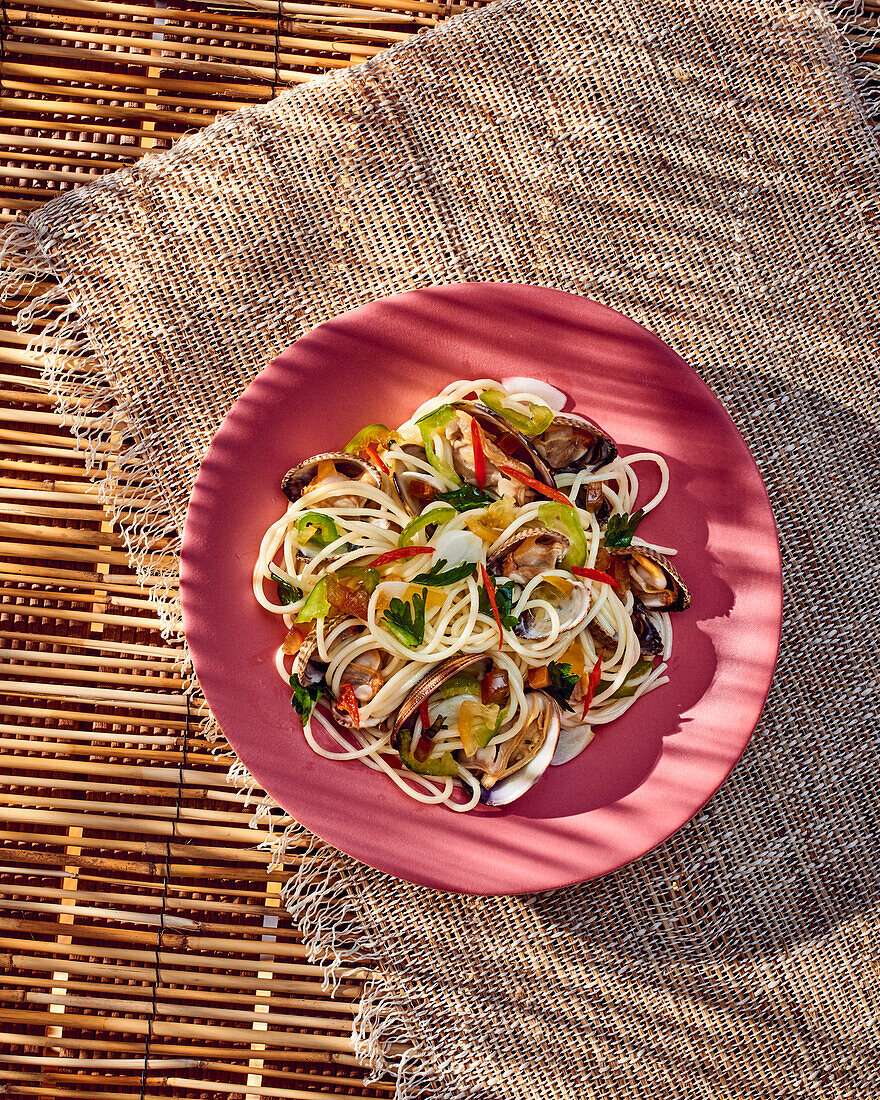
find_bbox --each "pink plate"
[181,283,782,895]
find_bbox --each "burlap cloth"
[3,0,879,1095]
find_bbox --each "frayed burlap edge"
[2,3,878,1096]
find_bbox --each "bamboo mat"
[0,2,487,1096]
[1,2,877,1098]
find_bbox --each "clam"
[392,653,487,737]
[487,526,570,583]
[290,626,328,687]
[282,452,380,504]
[610,544,690,612]
[440,409,538,506]
[479,692,560,807]
[454,401,555,485]
[531,412,617,473]
[513,576,591,640]
[390,444,441,517]
[551,720,595,766]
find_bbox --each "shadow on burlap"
[2,0,878,1096]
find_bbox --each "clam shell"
[290,627,323,686]
[281,452,380,503]
[480,692,561,807]
[516,577,591,640]
[610,544,690,613]
[392,653,488,737]
[486,525,570,581]
[550,722,595,766]
[532,412,618,473]
[454,401,555,486]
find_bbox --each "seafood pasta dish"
[254,378,691,812]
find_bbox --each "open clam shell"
[454,401,555,486]
[610,544,690,612]
[390,444,442,517]
[480,692,561,807]
[531,412,617,473]
[486,525,570,583]
[392,653,488,737]
[514,576,591,641]
[281,452,381,503]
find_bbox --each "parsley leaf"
[413,557,478,586]
[603,509,646,549]
[382,588,427,647]
[545,661,579,713]
[478,579,519,630]
[422,715,447,739]
[269,565,302,605]
[290,676,330,724]
[435,485,495,512]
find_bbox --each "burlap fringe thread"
[1,3,878,1095]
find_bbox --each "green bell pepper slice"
[607,659,654,699]
[343,423,399,455]
[295,577,330,624]
[396,505,456,547]
[415,405,461,486]
[435,671,482,700]
[478,389,555,436]
[334,565,379,595]
[537,502,588,568]
[396,727,460,777]
[296,512,340,548]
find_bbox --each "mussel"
[478,693,560,807]
[282,452,381,504]
[531,412,617,473]
[609,545,690,613]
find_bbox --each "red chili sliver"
[582,653,603,721]
[338,683,360,729]
[470,419,486,489]
[571,566,621,589]
[365,443,390,475]
[479,564,504,646]
[497,464,574,508]
[371,546,435,567]
[419,699,431,730]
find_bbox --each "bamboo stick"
[6,8,414,46]
[0,628,180,657]
[9,957,356,998]
[5,41,339,84]
[1,80,256,116]
[0,848,292,882]
[0,645,180,674]
[10,0,429,27]
[0,972,359,1015]
[0,1007,354,1051]
[0,96,217,131]
[0,805,273,842]
[0,655,182,690]
[0,678,186,708]
[0,1031,353,1061]
[19,990,354,1033]
[0,601,170,629]
[0,790,261,827]
[0,64,270,101]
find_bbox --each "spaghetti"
[253,378,690,811]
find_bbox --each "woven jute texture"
[3,0,879,1096]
